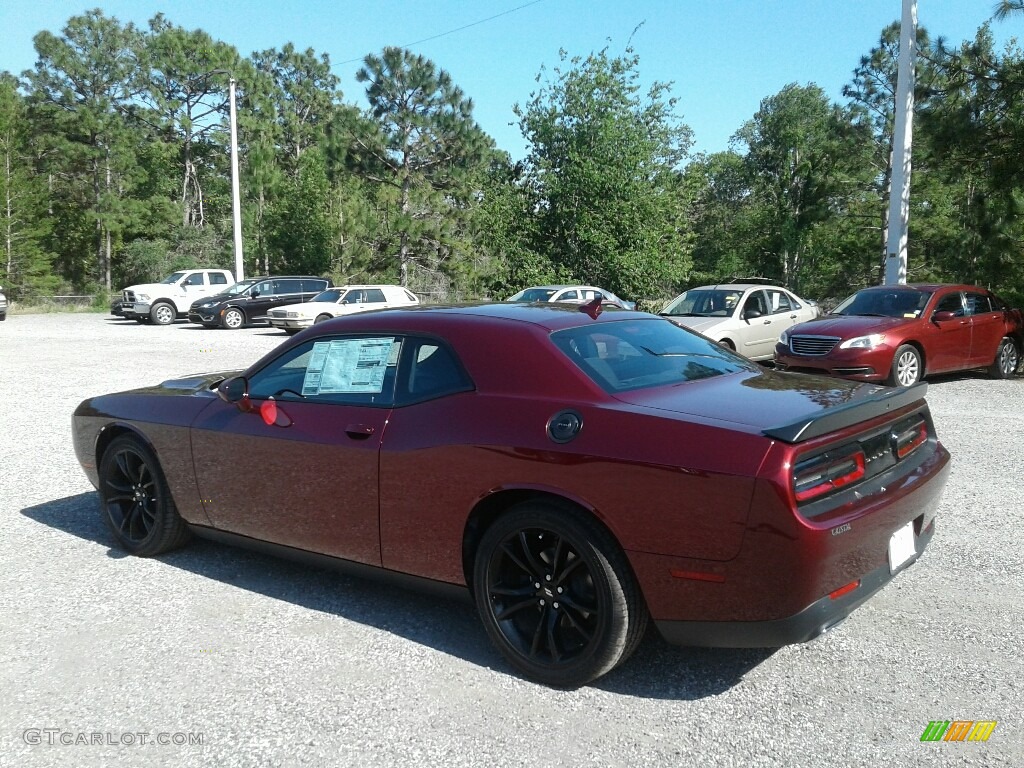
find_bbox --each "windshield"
[662,289,743,318]
[552,319,754,393]
[160,272,186,285]
[221,279,260,296]
[832,289,931,318]
[509,288,559,302]
[312,288,346,303]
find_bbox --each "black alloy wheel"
[98,435,191,556]
[473,501,647,688]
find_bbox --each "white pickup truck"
[121,269,235,325]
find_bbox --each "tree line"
[1,9,1022,309]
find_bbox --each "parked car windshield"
[220,279,260,296]
[312,288,346,303]
[832,289,932,318]
[662,289,744,318]
[509,287,559,302]
[552,319,754,393]
[160,272,186,284]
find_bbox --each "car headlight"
[286,311,299,318]
[779,330,789,344]
[136,293,150,302]
[839,333,886,350]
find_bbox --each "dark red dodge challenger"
[73,302,951,687]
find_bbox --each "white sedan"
[659,282,820,362]
[261,285,420,335]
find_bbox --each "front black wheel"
[98,434,191,556]
[473,501,648,687]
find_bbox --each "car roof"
[314,301,644,333]
[688,283,779,291]
[856,283,979,293]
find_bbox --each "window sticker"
[301,337,396,395]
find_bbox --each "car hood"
[276,301,331,316]
[124,282,181,295]
[191,292,236,306]
[662,316,726,335]
[790,314,913,337]
[612,368,891,435]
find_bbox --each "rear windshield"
[551,319,754,393]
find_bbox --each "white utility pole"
[885,0,917,285]
[229,78,244,282]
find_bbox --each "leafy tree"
[24,9,144,289]
[513,46,693,301]
[0,74,57,298]
[266,148,333,276]
[732,83,874,296]
[356,46,495,292]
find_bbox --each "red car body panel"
[775,283,1023,382]
[73,303,952,648]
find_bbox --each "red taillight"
[793,451,866,502]
[895,421,928,458]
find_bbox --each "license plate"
[888,521,917,573]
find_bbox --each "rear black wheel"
[314,313,332,324]
[473,501,647,687]
[989,337,1020,379]
[98,434,191,556]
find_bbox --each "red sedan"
[775,283,1022,386]
[73,303,950,686]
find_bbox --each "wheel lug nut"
[553,602,559,609]
[534,582,541,589]
[556,587,563,593]
[545,574,552,581]
[539,599,545,606]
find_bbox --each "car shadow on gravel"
[23,492,770,699]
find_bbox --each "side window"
[302,279,327,293]
[277,279,302,294]
[767,290,793,314]
[965,292,992,315]
[399,340,472,402]
[743,290,767,316]
[254,281,274,297]
[210,273,229,285]
[559,290,579,301]
[183,273,205,286]
[248,336,400,406]
[935,293,965,317]
[365,289,387,303]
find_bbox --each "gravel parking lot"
[1,312,1021,768]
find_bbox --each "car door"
[926,291,972,373]
[246,279,276,318]
[268,278,303,312]
[736,289,778,359]
[190,334,400,565]
[964,290,1003,366]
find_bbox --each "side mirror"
[250,289,260,298]
[217,376,251,410]
[744,309,763,320]
[932,310,956,322]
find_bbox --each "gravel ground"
[1,312,1021,768]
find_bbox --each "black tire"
[472,501,648,688]
[222,307,245,330]
[150,302,176,326]
[134,317,148,324]
[314,313,332,325]
[989,337,1020,379]
[718,339,735,351]
[887,344,922,387]
[97,434,191,556]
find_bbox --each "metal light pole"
[229,78,244,282]
[885,0,917,285]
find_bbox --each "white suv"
[0,285,7,321]
[121,269,235,325]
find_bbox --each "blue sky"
[1,1,1018,160]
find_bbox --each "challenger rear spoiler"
[763,382,929,444]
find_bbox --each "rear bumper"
[655,518,934,647]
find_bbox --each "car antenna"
[580,296,603,319]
